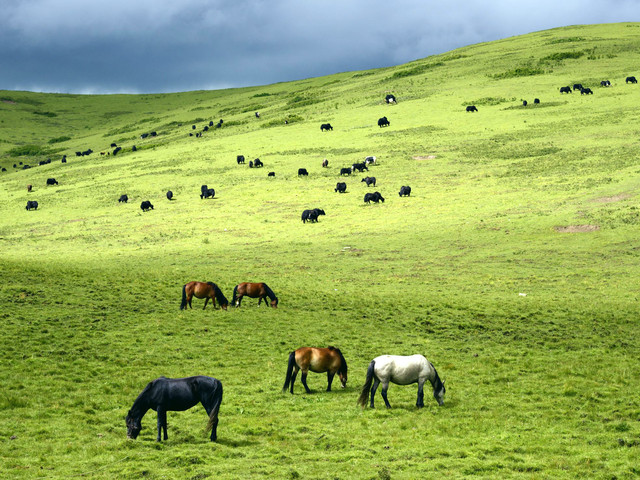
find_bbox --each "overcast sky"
[1,0,638,94]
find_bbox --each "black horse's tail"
[357,360,376,407]
[231,285,238,306]
[180,284,187,310]
[282,351,296,393]
[206,381,223,440]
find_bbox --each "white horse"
[357,354,445,408]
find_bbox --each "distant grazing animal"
[580,88,593,95]
[335,182,347,193]
[320,123,333,131]
[254,158,263,168]
[357,354,445,409]
[166,190,173,200]
[203,126,209,132]
[352,162,368,172]
[340,167,352,176]
[559,86,572,94]
[113,146,122,155]
[534,98,540,104]
[126,376,222,442]
[82,149,93,156]
[364,156,376,165]
[119,194,128,203]
[364,192,384,204]
[282,346,348,394]
[268,171,275,177]
[466,105,478,112]
[601,80,611,87]
[75,151,82,157]
[626,76,637,84]
[26,200,38,211]
[46,178,58,186]
[237,155,245,164]
[22,165,31,169]
[322,159,329,168]
[140,133,149,139]
[27,184,32,192]
[385,94,396,104]
[201,188,215,199]
[180,281,228,310]
[140,200,154,211]
[192,125,196,130]
[298,168,308,176]
[255,112,260,118]
[110,143,117,147]
[150,131,157,137]
[215,122,222,129]
[522,100,528,106]
[1,168,5,172]
[61,157,67,163]
[399,186,412,197]
[232,282,278,308]
[209,121,214,127]
[249,161,253,168]
[573,83,583,91]
[301,208,325,223]
[361,177,376,187]
[378,116,390,127]
[132,145,137,152]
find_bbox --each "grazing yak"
[361,177,376,187]
[580,88,593,95]
[322,159,329,168]
[132,146,137,152]
[560,86,572,94]
[46,178,58,186]
[166,191,173,200]
[466,105,478,112]
[27,184,32,192]
[522,100,528,107]
[626,76,637,84]
[573,83,583,91]
[301,208,326,223]
[601,80,611,87]
[352,162,368,173]
[385,94,396,104]
[320,123,333,131]
[268,171,275,177]
[254,158,264,168]
[378,116,390,127]
[335,182,347,193]
[534,98,540,104]
[365,156,376,165]
[340,167,352,176]
[110,143,117,147]
[200,185,215,199]
[399,186,412,197]
[140,133,149,139]
[237,155,245,164]
[119,194,128,203]
[140,200,154,212]
[298,168,309,176]
[26,200,38,211]
[364,192,385,204]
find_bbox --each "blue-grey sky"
[1,0,638,94]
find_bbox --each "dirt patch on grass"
[592,193,630,203]
[413,155,436,160]
[1,100,17,104]
[555,225,600,233]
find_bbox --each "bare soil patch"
[555,225,600,233]
[1,100,16,104]
[413,155,437,160]
[592,193,630,203]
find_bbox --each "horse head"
[270,298,278,308]
[338,370,347,388]
[126,414,142,439]
[434,379,446,406]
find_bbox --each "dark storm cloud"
[1,0,638,93]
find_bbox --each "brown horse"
[180,281,229,310]
[282,346,348,394]
[232,282,278,308]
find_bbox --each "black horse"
[126,376,223,442]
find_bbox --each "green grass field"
[1,23,640,479]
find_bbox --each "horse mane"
[129,377,165,418]
[263,283,278,304]
[431,364,444,394]
[328,346,348,374]
[208,282,228,306]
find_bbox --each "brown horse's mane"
[328,346,348,375]
[207,282,229,306]
[263,283,278,305]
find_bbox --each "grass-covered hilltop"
[1,22,639,479]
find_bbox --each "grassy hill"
[1,23,639,479]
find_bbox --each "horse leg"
[370,378,380,408]
[157,408,167,441]
[204,405,218,441]
[416,379,425,408]
[290,366,299,394]
[380,381,391,408]
[301,370,311,393]
[258,297,262,306]
[203,297,209,310]
[326,372,335,391]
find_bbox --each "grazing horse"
[126,376,222,442]
[357,354,445,409]
[232,282,278,308]
[180,281,229,310]
[282,346,348,394]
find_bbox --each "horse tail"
[206,381,223,434]
[282,351,296,392]
[180,284,187,310]
[357,360,375,407]
[232,285,238,305]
